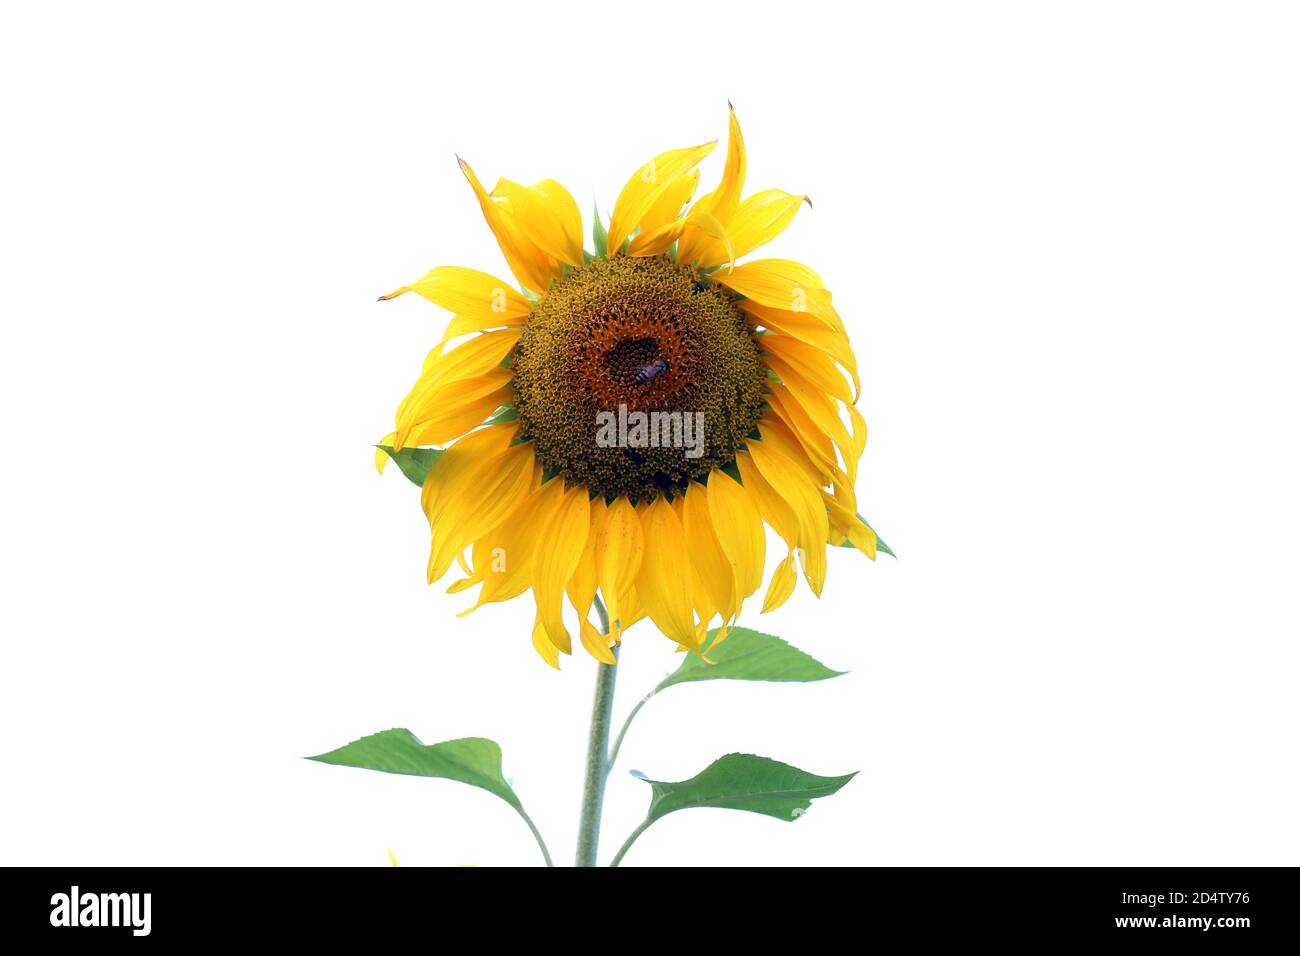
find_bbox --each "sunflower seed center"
[510,254,767,502]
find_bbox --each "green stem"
[515,806,554,867]
[608,819,653,868]
[575,595,617,867]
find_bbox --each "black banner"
[6,867,1293,944]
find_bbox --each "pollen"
[510,254,767,501]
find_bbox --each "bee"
[692,281,708,295]
[632,358,669,386]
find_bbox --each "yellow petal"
[638,170,699,237]
[758,419,858,540]
[435,311,527,347]
[681,485,736,623]
[423,431,536,584]
[421,425,514,524]
[532,180,585,264]
[746,440,829,597]
[706,621,731,651]
[763,334,853,404]
[402,388,510,450]
[748,311,859,400]
[376,431,398,473]
[459,157,560,293]
[690,190,808,268]
[595,496,643,639]
[457,464,550,614]
[703,103,747,220]
[491,178,584,267]
[847,402,867,461]
[531,482,591,654]
[392,330,520,449]
[579,617,617,665]
[762,392,836,483]
[773,383,858,491]
[531,610,561,669]
[565,499,601,622]
[396,369,513,449]
[617,585,649,637]
[678,104,746,264]
[765,363,855,481]
[713,259,832,321]
[848,519,878,559]
[824,490,877,559]
[726,189,810,259]
[706,469,766,603]
[378,266,532,320]
[635,497,700,649]
[735,450,799,550]
[627,208,733,265]
[673,496,717,626]
[625,218,687,257]
[607,140,717,253]
[762,552,798,613]
[682,210,734,269]
[395,329,519,418]
[827,473,858,528]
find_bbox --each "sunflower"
[377,106,882,668]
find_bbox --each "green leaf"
[634,753,856,823]
[308,729,521,811]
[836,512,895,557]
[376,445,442,487]
[592,201,608,258]
[657,626,845,691]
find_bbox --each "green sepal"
[376,445,442,487]
[592,202,608,258]
[835,513,895,557]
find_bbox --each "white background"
[2,1,1297,867]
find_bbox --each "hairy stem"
[575,595,617,866]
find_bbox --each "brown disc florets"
[510,254,767,501]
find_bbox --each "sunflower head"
[377,106,882,668]
[511,254,767,501]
